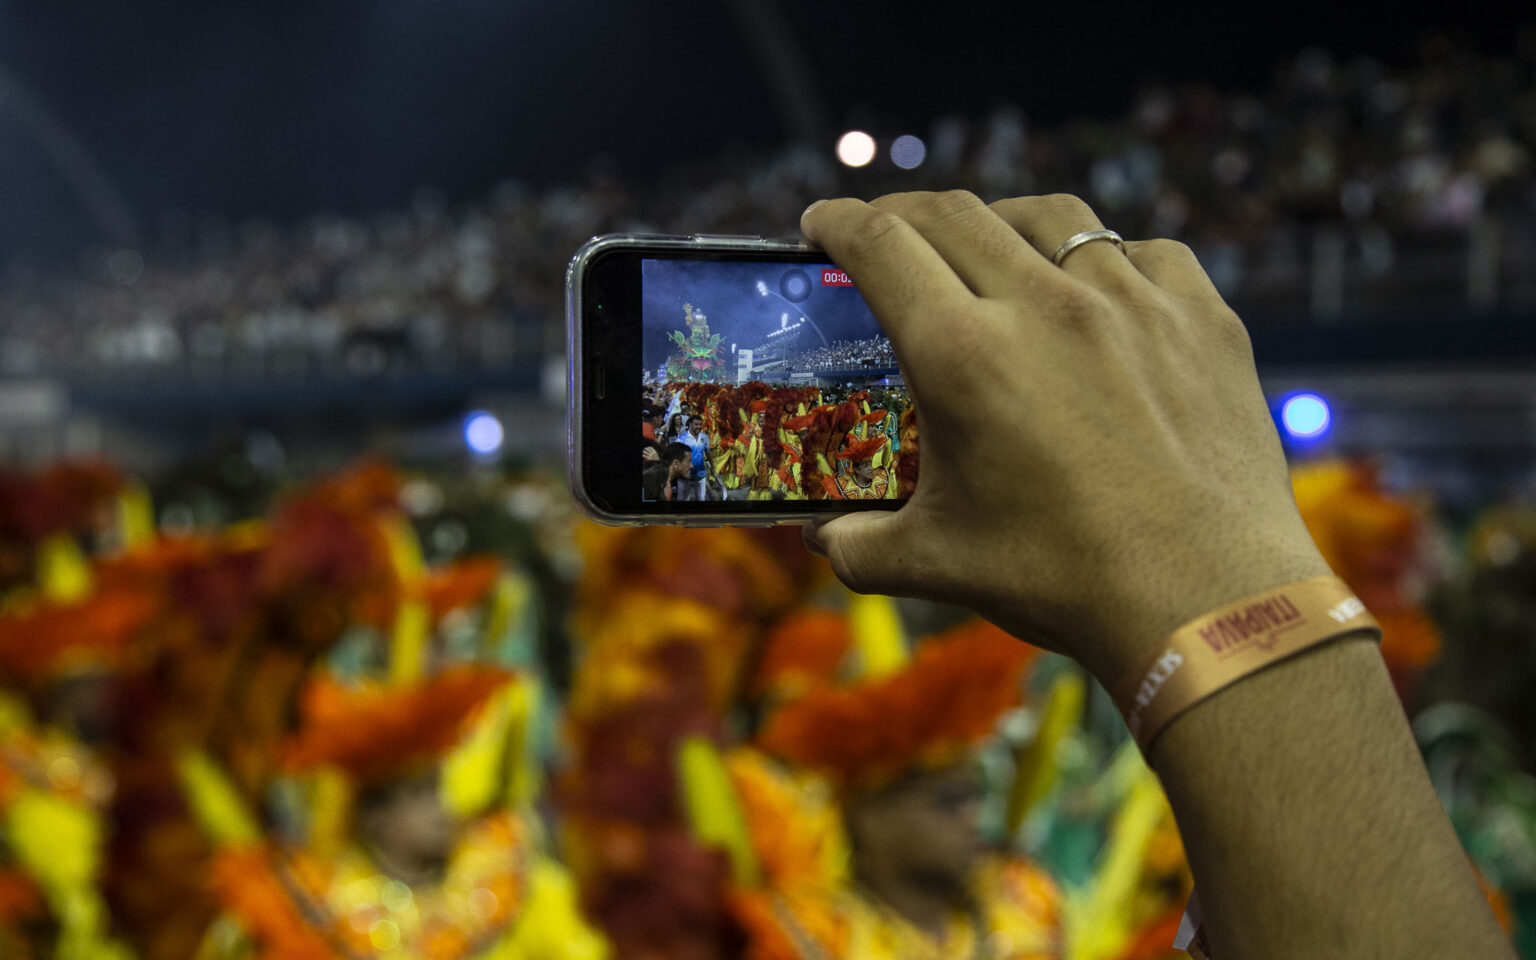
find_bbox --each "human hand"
[642,446,660,462]
[801,192,1331,684]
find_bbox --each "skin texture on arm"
[1151,634,1502,958]
[797,191,1515,960]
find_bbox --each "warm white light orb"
[836,130,877,168]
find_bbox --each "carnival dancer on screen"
[768,387,822,488]
[825,436,897,500]
[748,391,799,501]
[783,399,891,501]
[743,622,1062,960]
[713,412,764,499]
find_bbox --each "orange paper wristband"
[1114,575,1381,752]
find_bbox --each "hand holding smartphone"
[567,235,917,525]
[567,194,1518,960]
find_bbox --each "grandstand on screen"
[733,333,902,387]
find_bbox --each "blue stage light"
[464,411,504,455]
[1281,393,1331,439]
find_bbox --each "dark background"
[0,0,1529,262]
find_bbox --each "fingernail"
[803,523,828,558]
[800,199,828,231]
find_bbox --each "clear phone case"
[566,233,838,527]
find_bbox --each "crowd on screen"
[1,37,1532,380]
[785,336,897,372]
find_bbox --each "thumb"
[805,510,918,596]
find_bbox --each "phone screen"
[639,257,917,504]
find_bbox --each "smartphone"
[566,234,918,525]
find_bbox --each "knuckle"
[811,196,866,226]
[845,210,908,259]
[1120,279,1174,315]
[1145,238,1196,263]
[929,189,986,220]
[1213,308,1254,355]
[1040,192,1097,222]
[869,190,931,209]
[1048,281,1110,320]
[1165,239,1196,259]
[986,195,1025,218]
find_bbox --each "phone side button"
[594,366,606,399]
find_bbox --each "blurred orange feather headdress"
[749,609,853,705]
[0,588,161,687]
[1291,459,1441,690]
[758,620,1036,791]
[282,665,513,785]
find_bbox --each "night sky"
[0,0,1528,260]
[641,258,878,374]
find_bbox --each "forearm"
[1147,634,1514,959]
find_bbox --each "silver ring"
[1051,229,1125,267]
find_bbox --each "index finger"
[801,198,975,357]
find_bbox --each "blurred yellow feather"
[677,735,760,888]
[849,594,907,678]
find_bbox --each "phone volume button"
[594,366,607,399]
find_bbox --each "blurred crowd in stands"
[1,36,1533,383]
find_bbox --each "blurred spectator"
[1,36,1533,384]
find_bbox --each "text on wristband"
[1198,593,1305,658]
[1127,648,1185,738]
[1328,596,1367,623]
[1114,577,1381,750]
